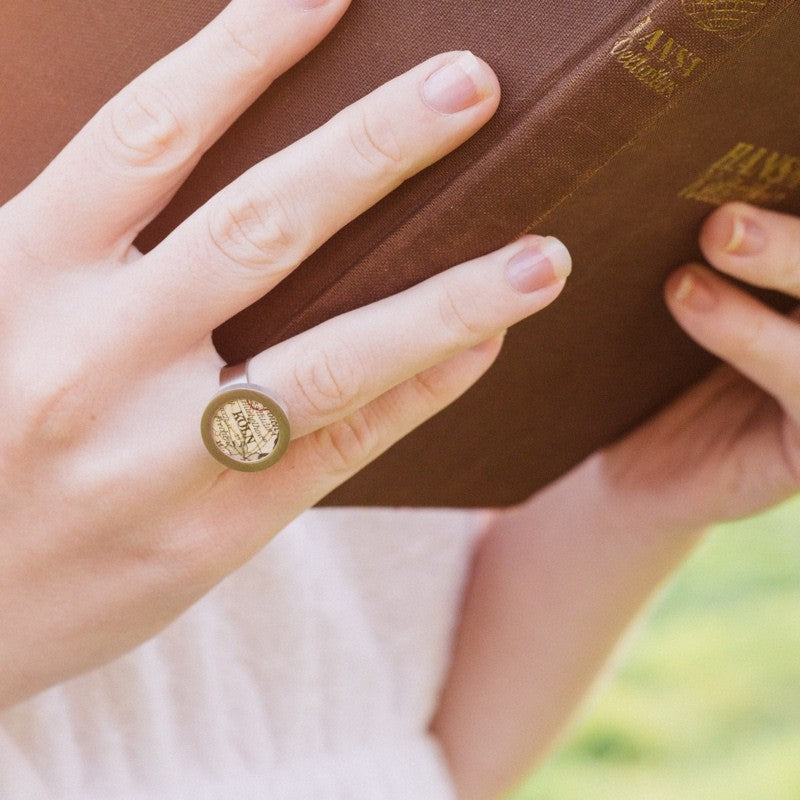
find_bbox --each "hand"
[432,203,800,798]
[599,201,800,530]
[0,0,571,707]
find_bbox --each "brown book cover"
[2,1,799,506]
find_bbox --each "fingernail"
[505,237,572,293]
[673,268,717,311]
[292,0,330,8]
[422,52,492,114]
[724,214,766,255]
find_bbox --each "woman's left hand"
[600,201,800,530]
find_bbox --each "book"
[2,0,799,506]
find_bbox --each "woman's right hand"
[0,0,570,708]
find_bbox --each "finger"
[699,202,800,297]
[140,51,501,341]
[247,236,570,437]
[197,335,505,574]
[112,236,566,496]
[9,0,350,261]
[665,264,800,419]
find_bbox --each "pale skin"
[1,0,569,708]
[3,1,800,798]
[432,201,800,798]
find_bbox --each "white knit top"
[0,507,489,799]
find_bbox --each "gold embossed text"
[680,142,800,206]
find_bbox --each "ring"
[201,360,291,472]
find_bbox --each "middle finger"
[139,51,500,344]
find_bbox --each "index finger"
[699,203,800,297]
[10,0,351,262]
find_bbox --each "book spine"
[515,0,799,234]
[262,0,796,345]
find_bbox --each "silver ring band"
[219,360,249,389]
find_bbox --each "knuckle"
[103,83,195,172]
[436,283,484,345]
[12,366,92,454]
[206,189,299,275]
[0,215,49,272]
[346,108,407,181]
[291,343,367,419]
[311,409,382,476]
[409,364,455,405]
[217,16,269,75]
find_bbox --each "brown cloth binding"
[2,0,799,505]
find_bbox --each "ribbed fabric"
[0,507,490,799]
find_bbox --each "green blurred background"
[512,495,800,800]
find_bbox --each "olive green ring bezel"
[201,384,291,472]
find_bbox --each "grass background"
[511,495,800,800]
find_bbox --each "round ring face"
[201,386,290,472]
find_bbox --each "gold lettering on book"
[610,17,704,98]
[681,0,767,33]
[680,142,800,205]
